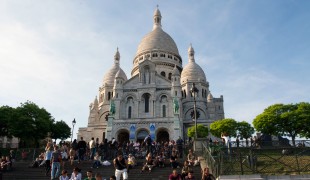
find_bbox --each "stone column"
[105,115,114,141]
[173,113,181,140]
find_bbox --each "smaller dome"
[172,65,180,76]
[181,62,206,83]
[115,69,127,80]
[102,48,127,85]
[207,92,213,101]
[181,45,206,83]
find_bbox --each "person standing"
[77,137,87,163]
[89,137,96,160]
[113,153,128,180]
[45,146,53,176]
[144,135,152,155]
[176,137,184,158]
[51,146,61,179]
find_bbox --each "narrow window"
[161,71,166,77]
[163,105,166,117]
[144,94,150,112]
[108,92,111,100]
[168,73,172,80]
[128,106,132,119]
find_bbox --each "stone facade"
[77,7,225,143]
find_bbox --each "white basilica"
[77,7,224,143]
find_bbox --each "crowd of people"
[1,135,216,180]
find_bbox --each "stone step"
[3,160,202,180]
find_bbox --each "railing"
[0,148,45,162]
[202,140,310,177]
[202,142,220,177]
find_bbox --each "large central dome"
[135,7,180,57]
[136,27,179,56]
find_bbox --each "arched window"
[184,90,186,98]
[162,105,166,117]
[143,94,150,113]
[160,71,166,77]
[128,106,132,119]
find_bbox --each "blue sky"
[1,0,309,140]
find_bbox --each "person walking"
[113,153,128,180]
[51,146,61,180]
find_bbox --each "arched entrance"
[136,129,149,143]
[156,129,169,143]
[117,129,129,145]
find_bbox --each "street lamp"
[190,83,199,150]
[71,118,76,143]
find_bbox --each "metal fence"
[202,141,310,177]
[0,148,45,162]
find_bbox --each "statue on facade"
[173,96,179,114]
[109,100,115,116]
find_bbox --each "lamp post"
[190,83,199,150]
[71,118,76,143]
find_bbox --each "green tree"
[9,101,54,147]
[236,121,254,140]
[210,118,238,138]
[298,102,310,138]
[0,105,15,137]
[50,120,71,142]
[253,103,310,146]
[187,124,209,138]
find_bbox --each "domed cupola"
[102,48,127,86]
[207,92,213,102]
[132,7,182,76]
[180,44,206,84]
[172,65,180,76]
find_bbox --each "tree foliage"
[298,102,310,138]
[0,106,15,137]
[210,118,238,138]
[253,102,310,146]
[236,121,254,140]
[0,101,71,147]
[8,101,54,147]
[187,124,209,138]
[50,120,71,142]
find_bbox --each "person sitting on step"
[141,153,155,173]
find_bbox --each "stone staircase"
[2,158,202,180]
